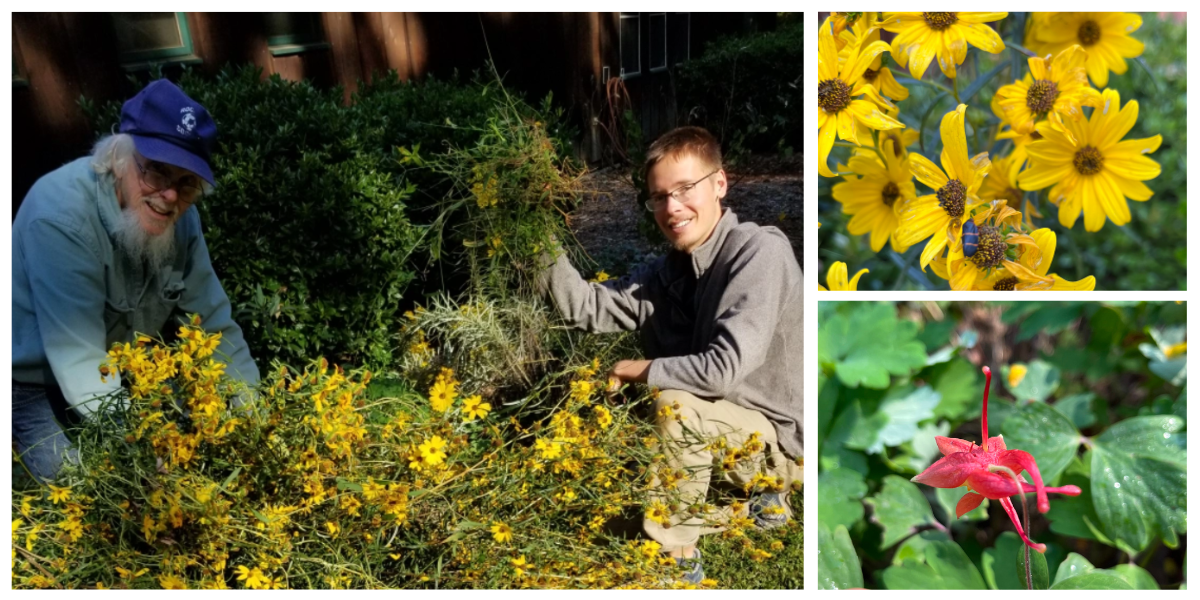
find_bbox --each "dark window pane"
[264,13,323,45]
[668,13,690,65]
[620,15,640,76]
[649,13,666,70]
[113,13,184,54]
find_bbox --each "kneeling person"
[12,80,260,481]
[541,126,802,580]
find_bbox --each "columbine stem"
[981,366,991,451]
[990,464,1033,589]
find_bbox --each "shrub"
[675,21,801,158]
[82,66,576,371]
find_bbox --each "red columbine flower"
[912,366,1081,552]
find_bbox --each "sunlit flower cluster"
[12,318,793,589]
[819,12,1160,291]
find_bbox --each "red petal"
[986,435,1007,451]
[999,497,1046,553]
[965,469,1024,499]
[936,436,975,456]
[1046,485,1082,496]
[955,492,985,518]
[912,453,981,488]
[997,450,1049,513]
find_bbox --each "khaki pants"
[642,389,801,551]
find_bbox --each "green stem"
[951,75,961,104]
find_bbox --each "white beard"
[114,201,177,270]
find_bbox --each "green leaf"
[924,358,980,421]
[821,400,870,474]
[1001,401,1080,484]
[1002,359,1060,402]
[817,523,864,590]
[846,386,940,454]
[1050,571,1134,590]
[1053,552,1095,585]
[892,529,950,565]
[1053,392,1098,430]
[880,539,987,589]
[1045,470,1115,546]
[1016,543,1050,589]
[934,486,988,523]
[1091,415,1187,552]
[982,532,1025,590]
[818,468,868,530]
[819,303,927,389]
[911,421,951,472]
[1112,564,1159,590]
[864,475,936,549]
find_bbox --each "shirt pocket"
[103,298,132,340]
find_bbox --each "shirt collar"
[685,208,738,277]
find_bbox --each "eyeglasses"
[644,170,720,212]
[133,156,205,204]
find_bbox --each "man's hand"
[606,359,652,392]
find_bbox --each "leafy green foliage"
[864,476,936,549]
[82,65,573,372]
[818,302,927,388]
[676,21,800,158]
[1016,542,1050,590]
[880,539,987,590]
[817,523,863,590]
[818,301,1187,590]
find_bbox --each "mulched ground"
[568,155,802,276]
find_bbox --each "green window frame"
[264,13,329,57]
[112,12,198,68]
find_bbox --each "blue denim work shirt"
[12,156,260,416]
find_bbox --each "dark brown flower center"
[1026,79,1060,116]
[936,179,967,218]
[969,225,1007,270]
[1073,145,1105,175]
[818,78,852,114]
[1030,131,1044,141]
[862,68,880,83]
[1077,20,1101,46]
[882,182,901,207]
[923,12,959,31]
[993,277,1019,290]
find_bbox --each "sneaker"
[750,492,788,529]
[675,549,704,585]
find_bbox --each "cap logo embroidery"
[178,106,196,136]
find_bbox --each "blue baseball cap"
[119,79,217,186]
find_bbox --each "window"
[668,13,691,66]
[648,13,667,72]
[619,13,640,78]
[264,13,329,56]
[112,13,198,68]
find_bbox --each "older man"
[12,79,259,481]
[541,126,802,582]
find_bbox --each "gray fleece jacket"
[544,209,803,457]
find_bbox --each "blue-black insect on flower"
[962,219,979,257]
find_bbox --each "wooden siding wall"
[12,12,754,208]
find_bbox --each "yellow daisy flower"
[839,12,909,105]
[832,150,916,253]
[818,18,903,177]
[994,45,1102,139]
[932,206,1096,291]
[490,521,513,543]
[1019,88,1161,232]
[428,377,457,413]
[978,152,1040,227]
[881,12,1007,79]
[818,262,868,291]
[931,201,1054,291]
[896,104,991,269]
[1025,13,1144,87]
[461,394,491,422]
